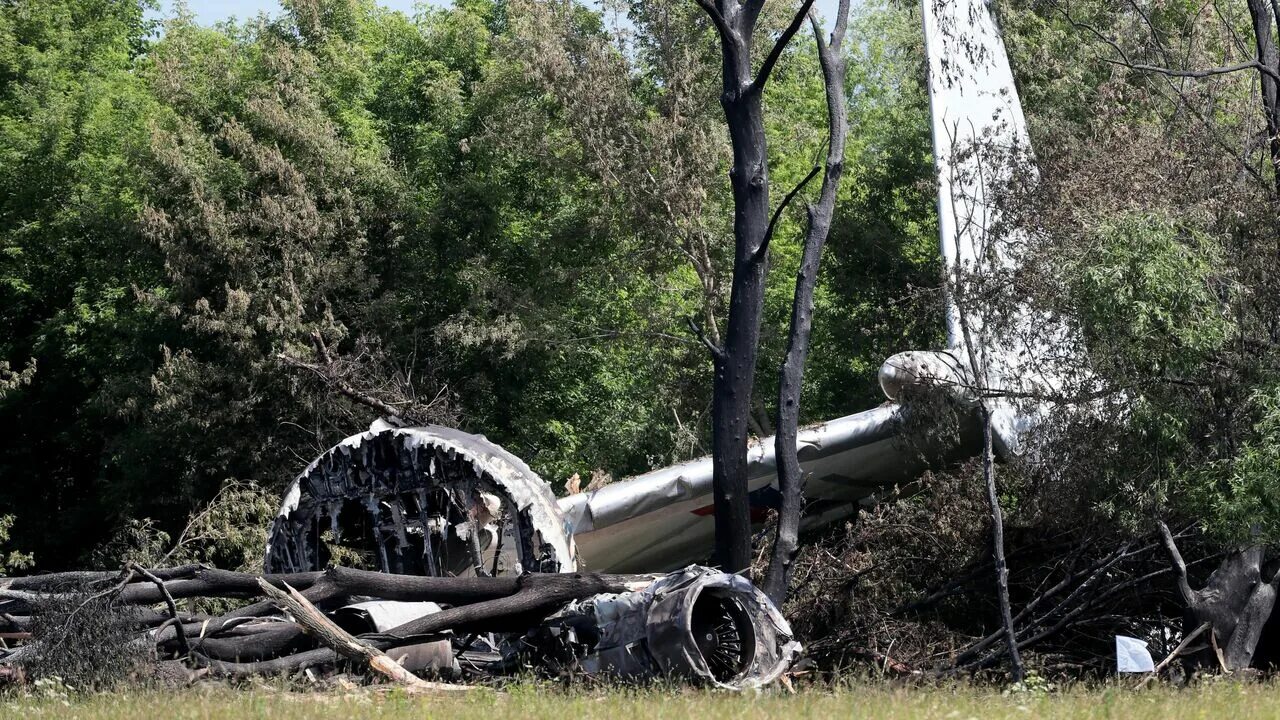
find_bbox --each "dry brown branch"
[1139,621,1211,687]
[276,332,412,423]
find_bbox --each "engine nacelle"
[521,566,800,690]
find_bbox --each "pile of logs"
[0,563,799,690]
[0,564,652,690]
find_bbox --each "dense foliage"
[782,0,1280,674]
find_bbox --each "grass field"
[6,681,1280,720]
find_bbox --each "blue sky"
[154,0,843,26]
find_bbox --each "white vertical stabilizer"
[922,0,1033,349]
[878,0,1082,453]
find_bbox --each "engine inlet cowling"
[526,566,801,690]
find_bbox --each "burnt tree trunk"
[980,406,1023,681]
[696,0,817,574]
[1159,521,1280,670]
[952,256,1023,680]
[763,0,851,604]
[710,79,771,574]
[1246,0,1280,194]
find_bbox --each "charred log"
[1159,521,1280,670]
[255,579,471,693]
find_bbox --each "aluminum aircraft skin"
[265,0,1070,578]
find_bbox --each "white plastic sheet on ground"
[1115,635,1155,673]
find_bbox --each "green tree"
[0,0,164,566]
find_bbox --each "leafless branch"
[129,563,191,657]
[276,331,414,423]
[752,0,818,92]
[827,0,851,50]
[758,163,821,261]
[1139,621,1211,686]
[1105,57,1280,83]
[687,316,725,361]
[1158,519,1196,606]
[694,0,735,46]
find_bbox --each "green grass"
[6,682,1280,720]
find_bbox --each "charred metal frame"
[265,426,576,577]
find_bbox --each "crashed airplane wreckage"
[263,0,1078,579]
[0,424,798,690]
[1,0,1080,691]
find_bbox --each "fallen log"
[181,622,315,663]
[4,566,558,610]
[2,565,204,592]
[192,646,341,676]
[0,616,29,633]
[189,571,637,676]
[376,572,635,641]
[150,567,636,654]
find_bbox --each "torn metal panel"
[265,426,577,577]
[334,601,443,633]
[334,601,458,675]
[524,566,800,690]
[560,406,901,535]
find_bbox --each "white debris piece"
[1115,635,1155,673]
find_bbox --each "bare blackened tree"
[955,301,1025,682]
[928,102,1042,680]
[690,0,827,574]
[1245,0,1280,190]
[762,0,852,603]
